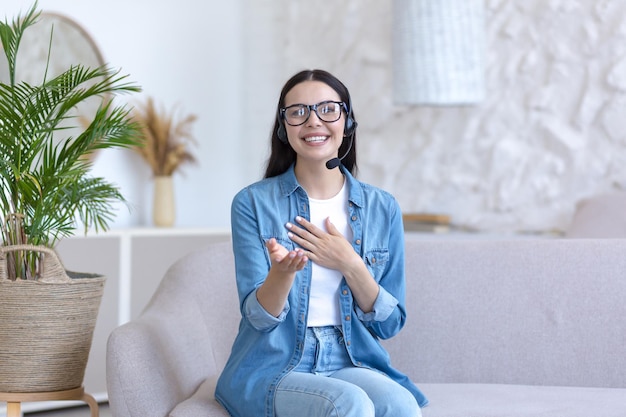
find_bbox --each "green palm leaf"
[0,2,142,279]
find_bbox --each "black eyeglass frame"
[279,100,348,126]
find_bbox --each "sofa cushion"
[419,383,626,417]
[169,376,229,417]
[169,380,626,417]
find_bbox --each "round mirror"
[0,12,107,158]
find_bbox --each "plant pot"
[0,245,105,393]
[153,175,175,227]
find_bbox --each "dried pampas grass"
[132,97,197,176]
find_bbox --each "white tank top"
[306,179,352,327]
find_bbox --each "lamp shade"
[392,0,486,105]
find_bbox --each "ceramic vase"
[153,176,175,227]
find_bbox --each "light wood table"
[0,387,98,417]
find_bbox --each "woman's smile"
[303,135,329,143]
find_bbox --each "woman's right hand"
[257,238,308,317]
[266,238,308,273]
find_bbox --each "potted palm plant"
[0,2,141,393]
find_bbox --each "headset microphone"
[325,133,354,170]
[325,157,341,170]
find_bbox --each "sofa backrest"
[383,237,626,389]
[140,237,626,403]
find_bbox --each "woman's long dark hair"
[264,69,358,178]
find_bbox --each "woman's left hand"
[285,216,360,274]
[286,216,379,312]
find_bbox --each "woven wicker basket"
[0,244,105,393]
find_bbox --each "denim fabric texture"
[293,326,352,375]
[274,326,421,417]
[215,164,428,417]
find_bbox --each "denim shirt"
[215,165,428,417]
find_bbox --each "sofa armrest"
[106,242,238,417]
[107,319,175,417]
[106,300,219,417]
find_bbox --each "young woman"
[215,69,427,417]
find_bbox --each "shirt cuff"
[355,285,398,323]
[243,288,289,331]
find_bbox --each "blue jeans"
[275,326,421,417]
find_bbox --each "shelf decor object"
[131,97,198,227]
[153,175,176,227]
[392,0,486,105]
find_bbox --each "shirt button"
[345,315,351,321]
[371,257,376,263]
[342,290,348,296]
[355,239,361,245]
[346,340,351,346]
[351,215,357,221]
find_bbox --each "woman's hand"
[256,238,308,317]
[266,237,308,273]
[286,216,379,312]
[285,216,361,274]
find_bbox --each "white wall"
[252,0,626,234]
[3,0,626,234]
[1,0,247,230]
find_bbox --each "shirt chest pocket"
[261,235,296,262]
[364,249,389,282]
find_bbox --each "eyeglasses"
[280,101,346,126]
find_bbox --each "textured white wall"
[3,0,624,234]
[250,0,626,233]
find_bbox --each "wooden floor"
[24,403,111,416]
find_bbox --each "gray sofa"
[106,238,626,417]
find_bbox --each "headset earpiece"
[277,123,287,144]
[343,96,357,137]
[277,111,288,144]
[344,116,356,137]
